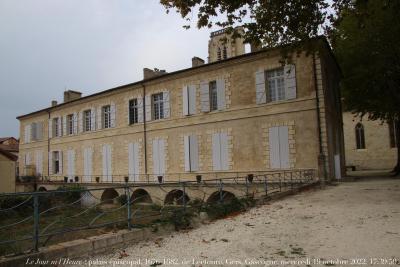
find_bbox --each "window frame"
[355,123,366,149]
[266,68,285,102]
[67,114,74,135]
[209,80,218,111]
[129,98,139,125]
[152,93,164,120]
[83,110,92,132]
[53,151,60,174]
[52,118,59,137]
[102,105,111,129]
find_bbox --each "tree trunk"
[391,119,400,176]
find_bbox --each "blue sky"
[0,0,214,137]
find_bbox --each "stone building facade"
[17,31,344,183]
[343,112,397,170]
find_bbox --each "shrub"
[56,184,85,203]
[204,197,245,220]
[117,195,128,206]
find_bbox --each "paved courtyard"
[81,178,400,267]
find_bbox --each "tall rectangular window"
[266,68,285,102]
[152,93,164,120]
[129,99,138,124]
[209,81,218,111]
[31,123,37,141]
[53,118,59,137]
[67,114,74,135]
[102,105,111,129]
[83,110,92,132]
[389,121,398,148]
[53,151,60,174]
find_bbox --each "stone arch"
[38,186,47,191]
[101,188,119,204]
[206,190,236,204]
[164,189,190,205]
[131,189,152,204]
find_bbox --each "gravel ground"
[78,178,400,267]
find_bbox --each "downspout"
[312,52,327,184]
[141,83,148,182]
[47,110,51,179]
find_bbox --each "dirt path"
[82,179,400,267]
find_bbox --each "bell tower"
[208,27,245,63]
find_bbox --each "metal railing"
[17,169,317,184]
[2,169,317,257]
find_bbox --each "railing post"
[182,182,186,212]
[219,179,223,204]
[33,194,39,252]
[264,175,268,197]
[125,185,132,230]
[291,172,293,190]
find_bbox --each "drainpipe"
[312,52,327,185]
[47,110,51,178]
[141,84,148,180]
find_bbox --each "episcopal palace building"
[17,29,344,183]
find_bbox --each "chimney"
[63,90,82,103]
[192,57,205,67]
[143,68,167,80]
[51,100,58,107]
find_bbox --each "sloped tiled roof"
[0,148,18,161]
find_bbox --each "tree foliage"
[332,0,400,122]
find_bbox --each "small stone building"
[17,30,344,182]
[343,112,397,170]
[0,148,17,193]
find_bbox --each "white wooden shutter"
[200,81,210,112]
[67,149,75,180]
[35,150,43,176]
[216,79,225,110]
[97,107,102,130]
[90,108,96,131]
[152,139,159,176]
[102,145,107,181]
[24,125,29,143]
[163,91,170,118]
[158,139,165,175]
[190,135,199,171]
[128,142,139,181]
[145,95,152,121]
[284,64,297,100]
[182,86,189,116]
[212,133,221,170]
[57,117,62,136]
[269,127,281,169]
[279,126,290,168]
[220,132,229,170]
[59,150,63,174]
[78,111,83,133]
[184,135,190,171]
[73,113,78,134]
[83,148,90,182]
[63,115,67,135]
[256,70,266,104]
[27,125,31,143]
[49,151,53,175]
[37,122,43,140]
[188,84,196,115]
[48,119,52,138]
[138,97,144,123]
[107,145,112,181]
[110,102,116,127]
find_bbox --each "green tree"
[333,0,400,174]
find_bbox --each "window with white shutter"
[66,114,74,135]
[152,93,164,120]
[102,144,112,182]
[83,147,93,182]
[83,110,92,132]
[102,105,111,129]
[182,85,196,116]
[255,65,297,104]
[129,99,139,125]
[269,126,290,169]
[200,81,210,112]
[35,150,43,176]
[152,138,166,178]
[184,135,199,172]
[67,149,75,181]
[128,142,140,181]
[212,132,229,171]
